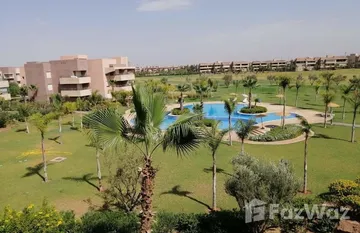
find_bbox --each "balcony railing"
[59,76,91,85]
[60,89,92,97]
[111,73,135,81]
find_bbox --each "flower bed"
[170,108,190,115]
[240,106,267,114]
[249,124,302,142]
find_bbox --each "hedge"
[249,125,302,142]
[171,108,190,115]
[240,106,267,114]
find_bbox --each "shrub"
[341,195,360,213]
[171,107,190,115]
[202,119,216,127]
[0,111,9,128]
[240,106,267,114]
[328,179,360,196]
[80,211,139,233]
[249,125,302,142]
[355,176,360,185]
[112,91,132,106]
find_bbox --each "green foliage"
[8,83,20,97]
[328,179,360,196]
[249,125,302,142]
[79,211,139,233]
[112,91,133,106]
[240,106,267,114]
[308,74,319,85]
[62,102,76,115]
[192,103,203,115]
[222,74,233,88]
[334,74,347,85]
[341,195,360,213]
[29,112,56,135]
[171,107,190,115]
[266,75,276,85]
[0,111,9,128]
[76,98,91,111]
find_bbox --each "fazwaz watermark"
[245,199,350,223]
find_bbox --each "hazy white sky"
[1,0,360,66]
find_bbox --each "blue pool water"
[160,103,297,130]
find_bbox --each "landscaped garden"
[0,70,360,232]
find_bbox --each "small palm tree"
[29,112,56,182]
[297,116,313,194]
[50,94,64,144]
[63,102,77,127]
[278,76,292,129]
[193,80,211,107]
[242,75,258,108]
[234,120,255,155]
[203,121,229,210]
[295,74,304,107]
[314,80,322,102]
[19,86,28,103]
[177,84,191,110]
[233,80,241,93]
[347,90,360,143]
[84,85,204,233]
[340,85,353,120]
[17,103,33,133]
[322,92,335,128]
[321,72,335,92]
[224,98,236,145]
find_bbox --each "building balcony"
[111,73,135,81]
[60,89,92,97]
[113,86,132,92]
[0,93,11,100]
[0,80,9,88]
[3,75,14,80]
[59,76,91,85]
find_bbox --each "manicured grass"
[0,116,359,214]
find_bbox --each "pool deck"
[125,101,328,145]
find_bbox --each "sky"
[1,0,360,67]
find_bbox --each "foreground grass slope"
[0,118,359,214]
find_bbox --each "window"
[47,84,53,91]
[46,72,52,79]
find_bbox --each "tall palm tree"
[321,72,335,92]
[322,92,335,128]
[242,75,258,108]
[176,83,191,110]
[234,120,255,155]
[29,112,56,182]
[17,103,33,134]
[340,85,353,120]
[50,94,64,144]
[233,80,241,93]
[28,85,38,102]
[193,80,211,107]
[297,116,312,194]
[203,121,229,210]
[278,76,292,129]
[224,98,236,145]
[295,74,304,107]
[84,86,204,233]
[314,80,322,102]
[347,90,360,143]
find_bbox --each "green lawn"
[0,116,359,215]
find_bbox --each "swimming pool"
[160,103,297,130]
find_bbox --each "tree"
[9,82,20,97]
[242,75,258,108]
[334,74,347,86]
[17,103,33,134]
[84,86,204,233]
[224,98,236,145]
[234,120,255,154]
[88,90,104,106]
[294,74,304,107]
[50,94,64,144]
[233,80,241,92]
[223,74,233,88]
[278,76,292,129]
[322,91,335,128]
[297,116,313,194]
[347,90,360,143]
[308,74,318,86]
[321,72,335,92]
[225,155,300,233]
[266,75,276,85]
[29,112,56,182]
[109,80,116,93]
[28,85,38,102]
[19,86,28,103]
[314,80,322,102]
[176,84,191,111]
[63,102,77,127]
[160,77,168,85]
[193,79,211,107]
[340,85,353,120]
[203,121,229,211]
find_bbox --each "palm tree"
[224,98,236,145]
[234,120,255,155]
[203,121,229,210]
[340,85,353,120]
[295,74,304,107]
[84,86,203,233]
[233,80,241,93]
[193,80,211,107]
[297,116,312,194]
[29,112,56,182]
[347,90,360,143]
[242,75,258,108]
[314,80,322,102]
[19,86,28,103]
[321,72,335,92]
[28,85,38,102]
[278,76,292,129]
[50,94,64,144]
[176,84,191,110]
[17,103,33,134]
[63,102,77,127]
[322,92,335,128]
[109,80,116,93]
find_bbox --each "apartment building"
[0,67,26,86]
[270,60,287,70]
[222,62,231,72]
[348,54,360,68]
[0,79,10,100]
[24,62,52,101]
[199,63,213,73]
[321,55,348,69]
[252,61,270,71]
[232,61,250,72]
[295,57,320,71]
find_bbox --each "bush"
[112,91,132,106]
[249,125,302,142]
[0,111,9,128]
[328,179,360,196]
[240,106,267,114]
[80,211,139,233]
[171,107,190,115]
